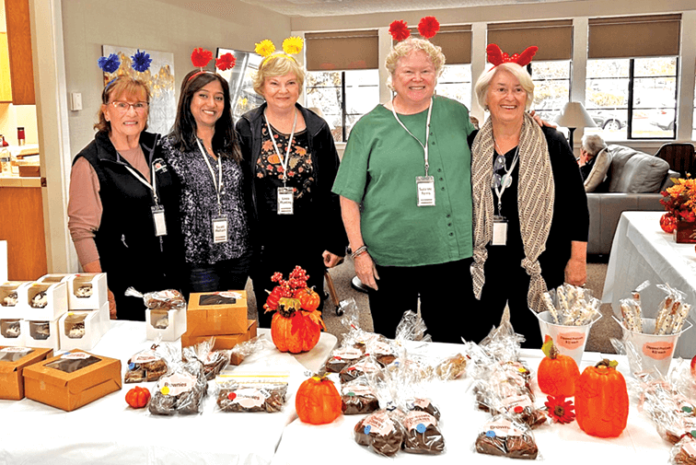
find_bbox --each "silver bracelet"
[351,245,368,259]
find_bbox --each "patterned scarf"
[470,112,555,313]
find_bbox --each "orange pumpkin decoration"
[125,386,151,409]
[295,373,342,424]
[294,287,321,312]
[575,359,629,438]
[660,213,677,234]
[537,337,580,397]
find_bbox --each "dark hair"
[94,75,150,134]
[169,70,241,162]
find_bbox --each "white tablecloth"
[602,211,696,358]
[0,321,336,465]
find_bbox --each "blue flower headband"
[98,49,152,91]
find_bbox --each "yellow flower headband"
[255,37,304,67]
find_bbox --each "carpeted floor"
[246,254,621,353]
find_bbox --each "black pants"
[368,258,475,343]
[184,251,253,297]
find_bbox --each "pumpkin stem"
[541,338,558,359]
[595,359,619,369]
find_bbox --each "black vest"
[73,131,182,320]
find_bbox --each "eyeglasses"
[109,101,149,113]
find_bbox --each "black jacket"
[235,103,347,256]
[73,130,182,320]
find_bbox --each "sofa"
[586,144,677,255]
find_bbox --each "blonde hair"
[385,37,445,90]
[95,75,150,134]
[474,62,534,112]
[253,55,306,97]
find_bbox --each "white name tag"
[277,187,294,215]
[151,206,167,237]
[492,216,507,246]
[212,216,229,243]
[416,176,435,207]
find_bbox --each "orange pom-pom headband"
[486,44,538,67]
[188,48,236,81]
[388,16,440,41]
[255,37,304,67]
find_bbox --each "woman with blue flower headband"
[67,51,182,321]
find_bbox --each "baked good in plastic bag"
[183,338,229,380]
[325,345,365,373]
[354,408,405,457]
[125,287,186,311]
[124,344,169,383]
[402,408,444,455]
[216,382,287,413]
[339,357,383,384]
[672,435,696,465]
[475,414,539,460]
[149,359,207,415]
[341,378,379,415]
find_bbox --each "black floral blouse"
[161,135,249,266]
[256,122,315,216]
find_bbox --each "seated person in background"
[579,134,607,181]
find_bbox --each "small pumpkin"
[294,287,321,312]
[537,337,580,397]
[660,213,677,233]
[125,386,151,409]
[575,359,629,438]
[295,373,342,424]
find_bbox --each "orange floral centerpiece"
[264,266,326,354]
[660,177,696,243]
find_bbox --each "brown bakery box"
[23,349,122,411]
[186,291,248,336]
[181,319,257,350]
[0,347,53,400]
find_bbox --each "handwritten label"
[364,412,395,436]
[484,419,523,438]
[683,442,696,458]
[403,411,436,431]
[642,341,674,360]
[160,372,196,396]
[231,388,265,408]
[557,331,586,350]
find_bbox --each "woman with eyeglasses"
[160,70,251,297]
[68,75,182,321]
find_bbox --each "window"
[530,60,571,123]
[584,57,678,140]
[305,69,380,143]
[436,65,471,109]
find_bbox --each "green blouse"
[333,95,476,267]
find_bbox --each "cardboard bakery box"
[146,307,187,342]
[186,291,248,336]
[22,318,60,351]
[58,310,104,351]
[22,281,69,321]
[66,273,108,310]
[0,318,24,346]
[0,281,31,319]
[181,319,257,350]
[0,346,53,400]
[23,349,122,411]
[37,274,73,284]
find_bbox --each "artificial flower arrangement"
[660,176,696,243]
[264,266,325,354]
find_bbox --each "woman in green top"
[332,37,477,342]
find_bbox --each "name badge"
[416,176,435,207]
[212,216,229,243]
[151,206,167,237]
[492,216,508,246]
[277,187,294,215]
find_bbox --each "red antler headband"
[486,44,538,67]
[388,16,440,41]
[188,48,236,81]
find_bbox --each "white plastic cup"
[532,310,602,366]
[615,317,693,377]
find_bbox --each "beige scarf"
[470,112,555,313]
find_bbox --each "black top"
[579,155,596,181]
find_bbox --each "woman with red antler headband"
[160,49,252,296]
[333,17,479,342]
[469,45,589,346]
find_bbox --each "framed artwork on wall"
[100,46,176,135]
[216,48,265,120]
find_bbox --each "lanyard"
[196,138,224,216]
[493,145,520,216]
[123,162,159,205]
[264,109,297,187]
[391,97,433,177]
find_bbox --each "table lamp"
[556,102,597,151]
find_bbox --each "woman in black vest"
[68,75,181,321]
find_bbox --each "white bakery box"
[22,281,69,321]
[0,318,24,346]
[39,273,108,311]
[146,307,186,342]
[58,302,109,351]
[21,318,60,351]
[0,282,31,319]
